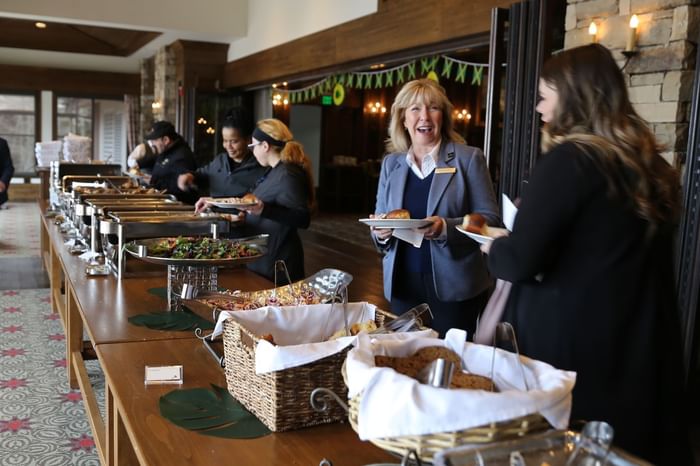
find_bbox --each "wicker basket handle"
[310,387,348,413]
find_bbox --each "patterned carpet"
[1,202,101,464]
[0,288,100,464]
[0,202,41,258]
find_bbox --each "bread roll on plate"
[386,208,410,219]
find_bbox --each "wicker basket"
[347,392,550,463]
[222,309,386,432]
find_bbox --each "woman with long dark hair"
[481,44,691,464]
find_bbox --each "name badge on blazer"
[435,167,456,174]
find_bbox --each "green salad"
[148,236,259,260]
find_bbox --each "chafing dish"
[82,199,189,258]
[61,175,132,193]
[99,214,232,279]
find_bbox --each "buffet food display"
[43,166,653,466]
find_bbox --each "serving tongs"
[370,303,432,335]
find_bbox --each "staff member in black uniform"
[233,118,314,283]
[141,121,198,204]
[181,108,267,207]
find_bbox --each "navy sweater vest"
[399,171,434,272]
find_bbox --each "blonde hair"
[256,118,315,208]
[540,44,680,229]
[386,79,464,153]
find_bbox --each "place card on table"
[144,365,183,385]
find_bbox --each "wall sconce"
[205,127,216,135]
[197,117,207,125]
[623,14,639,57]
[588,21,598,43]
[454,109,472,122]
[272,93,288,107]
[367,101,386,115]
[151,101,162,111]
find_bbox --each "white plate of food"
[456,225,493,244]
[207,195,258,209]
[359,218,432,229]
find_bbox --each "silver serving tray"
[123,234,268,267]
[433,429,652,466]
[191,268,353,311]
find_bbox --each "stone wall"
[153,46,178,126]
[565,0,698,166]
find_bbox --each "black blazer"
[487,142,690,464]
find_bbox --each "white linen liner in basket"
[345,328,577,440]
[212,302,436,374]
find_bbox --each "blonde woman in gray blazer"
[371,79,500,337]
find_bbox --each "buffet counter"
[39,201,392,466]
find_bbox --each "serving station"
[36,163,652,466]
[37,163,394,466]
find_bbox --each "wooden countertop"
[97,338,393,466]
[42,211,271,345]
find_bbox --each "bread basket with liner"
[343,329,577,463]
[213,301,433,432]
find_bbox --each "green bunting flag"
[471,66,484,86]
[272,56,487,105]
[442,59,453,78]
[456,63,468,83]
[385,70,394,87]
[396,67,405,84]
[407,62,417,80]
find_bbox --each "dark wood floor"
[300,229,389,311]
[0,257,50,290]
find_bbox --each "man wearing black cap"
[142,121,198,204]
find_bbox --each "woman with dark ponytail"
[180,107,266,206]
[481,44,691,464]
[234,118,315,282]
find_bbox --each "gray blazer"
[373,141,500,302]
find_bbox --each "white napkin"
[346,329,576,440]
[212,302,376,374]
[392,229,423,248]
[79,250,100,262]
[64,238,76,247]
[502,194,518,231]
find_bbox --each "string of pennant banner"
[279,55,488,106]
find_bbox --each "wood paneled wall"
[0,63,139,97]
[224,0,518,88]
[171,40,228,91]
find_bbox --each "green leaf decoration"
[355,74,362,89]
[159,384,271,439]
[364,74,372,89]
[128,306,214,331]
[347,73,354,88]
[374,73,382,88]
[147,287,168,299]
